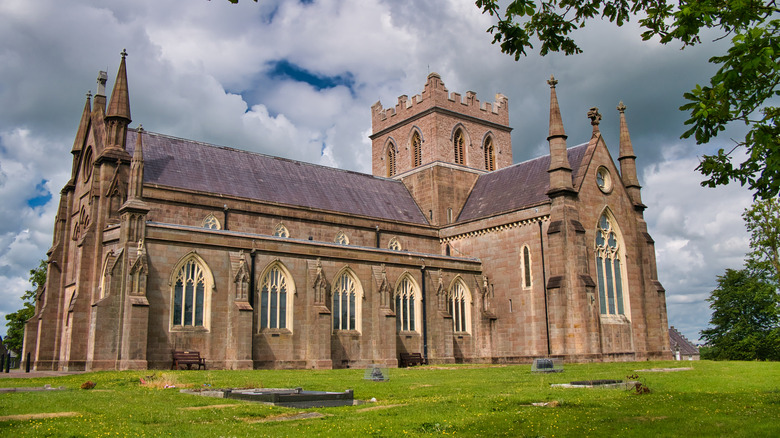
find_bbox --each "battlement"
[371,73,509,134]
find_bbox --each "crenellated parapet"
[371,73,509,134]
[370,73,512,178]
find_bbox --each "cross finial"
[86,90,92,99]
[617,101,626,113]
[547,75,558,88]
[121,48,128,59]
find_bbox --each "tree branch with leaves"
[3,260,46,354]
[476,0,780,199]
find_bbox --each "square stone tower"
[370,73,512,178]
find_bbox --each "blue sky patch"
[268,59,355,92]
[27,179,51,208]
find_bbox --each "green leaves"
[700,268,780,361]
[476,1,780,199]
[3,260,46,354]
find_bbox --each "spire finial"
[121,48,128,59]
[86,90,92,100]
[588,107,602,133]
[547,75,558,88]
[617,101,626,113]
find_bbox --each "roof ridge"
[129,127,395,182]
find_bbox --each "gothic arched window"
[595,212,628,316]
[448,278,471,333]
[484,137,495,171]
[395,275,419,332]
[332,269,362,331]
[171,254,213,329]
[203,214,221,230]
[274,223,289,238]
[335,231,349,245]
[259,263,294,331]
[387,146,396,177]
[454,129,465,165]
[388,237,402,251]
[412,131,422,168]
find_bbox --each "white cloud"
[0,0,756,344]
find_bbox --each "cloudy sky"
[0,0,754,342]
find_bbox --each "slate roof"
[458,144,589,222]
[125,129,429,225]
[669,326,699,356]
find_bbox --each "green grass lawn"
[1,360,778,437]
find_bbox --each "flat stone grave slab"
[181,387,354,408]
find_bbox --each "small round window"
[596,167,612,193]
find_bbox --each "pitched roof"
[669,326,699,355]
[457,144,589,222]
[125,129,428,225]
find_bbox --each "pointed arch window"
[484,137,495,171]
[274,223,290,238]
[448,278,471,333]
[333,270,361,331]
[388,237,402,251]
[412,131,422,167]
[522,245,532,289]
[387,146,396,177]
[335,231,349,245]
[172,256,213,329]
[454,129,465,165]
[203,214,221,230]
[259,264,293,331]
[395,275,419,332]
[595,212,627,316]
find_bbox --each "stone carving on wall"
[128,240,148,305]
[230,250,252,310]
[372,264,392,310]
[310,258,330,312]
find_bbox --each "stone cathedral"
[24,53,670,371]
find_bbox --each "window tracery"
[203,214,221,230]
[171,256,212,328]
[395,275,419,332]
[448,278,471,333]
[259,263,293,331]
[595,212,627,316]
[274,223,290,238]
[333,269,361,331]
[335,231,349,245]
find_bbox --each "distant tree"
[743,197,780,284]
[475,0,780,199]
[3,260,46,354]
[700,268,780,361]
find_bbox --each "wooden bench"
[399,352,426,368]
[171,350,206,370]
